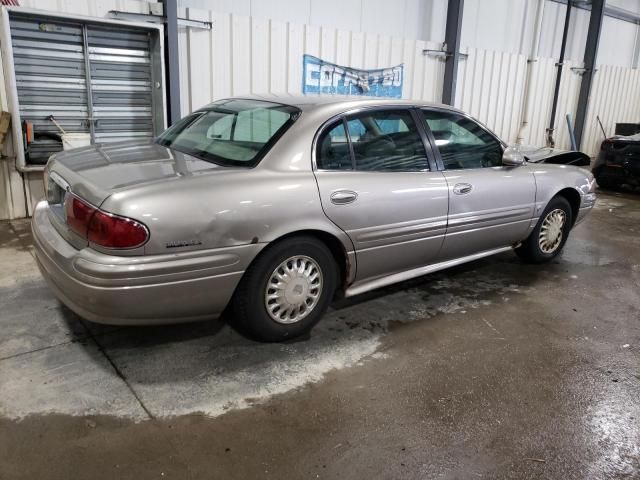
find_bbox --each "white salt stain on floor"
[1,262,527,420]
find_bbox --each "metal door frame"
[81,24,96,143]
[0,6,167,172]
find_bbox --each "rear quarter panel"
[98,115,355,274]
[100,169,350,253]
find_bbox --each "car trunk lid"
[47,140,227,206]
[45,140,231,249]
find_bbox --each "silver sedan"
[32,96,596,341]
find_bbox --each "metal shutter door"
[9,14,88,163]
[87,26,155,144]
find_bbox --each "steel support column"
[162,0,181,125]
[442,0,464,106]
[574,0,605,149]
[632,22,640,69]
[546,0,571,148]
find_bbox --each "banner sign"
[302,54,403,98]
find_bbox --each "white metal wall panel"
[552,61,583,151]
[518,57,583,151]
[0,49,26,220]
[523,58,640,156]
[0,154,27,220]
[180,0,432,42]
[522,56,556,147]
[180,8,446,112]
[455,47,527,144]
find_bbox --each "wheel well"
[555,188,581,225]
[262,230,351,291]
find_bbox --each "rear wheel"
[230,236,338,342]
[516,196,573,264]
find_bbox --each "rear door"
[420,108,536,260]
[313,107,449,282]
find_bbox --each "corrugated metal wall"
[176,8,599,154]
[518,57,584,150]
[1,2,639,220]
[454,47,528,144]
[178,7,446,115]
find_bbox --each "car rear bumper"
[594,165,640,184]
[31,201,264,325]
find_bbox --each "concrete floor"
[0,189,639,479]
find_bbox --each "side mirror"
[502,146,525,166]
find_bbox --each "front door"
[421,108,536,260]
[313,108,449,282]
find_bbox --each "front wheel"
[515,196,573,264]
[230,236,338,342]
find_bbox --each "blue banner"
[302,54,403,98]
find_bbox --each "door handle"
[330,190,358,205]
[453,183,473,195]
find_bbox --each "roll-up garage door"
[7,12,163,166]
[10,15,88,163]
[87,26,154,144]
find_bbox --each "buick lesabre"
[32,96,596,341]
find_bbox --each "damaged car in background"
[592,132,640,189]
[519,146,591,167]
[32,96,596,342]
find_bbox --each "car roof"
[204,93,464,115]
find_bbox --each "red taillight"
[64,193,148,249]
[65,195,96,237]
[88,210,148,249]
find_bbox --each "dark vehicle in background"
[593,133,640,189]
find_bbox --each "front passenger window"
[422,110,503,170]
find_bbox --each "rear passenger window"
[316,121,353,170]
[316,110,430,172]
[347,110,429,171]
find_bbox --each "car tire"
[230,236,338,342]
[595,176,620,190]
[593,167,620,190]
[515,195,573,264]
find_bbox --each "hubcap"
[539,208,566,253]
[265,255,323,324]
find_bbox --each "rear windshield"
[156,99,300,167]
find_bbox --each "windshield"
[156,99,300,167]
